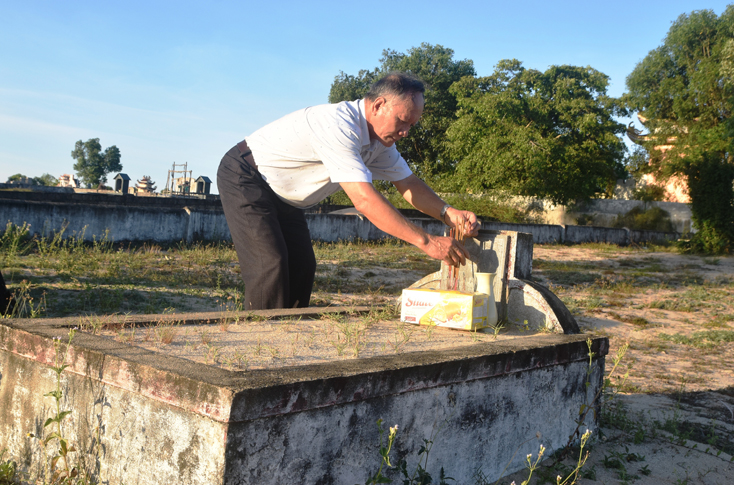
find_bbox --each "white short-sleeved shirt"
[244,100,413,208]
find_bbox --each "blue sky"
[1,1,731,192]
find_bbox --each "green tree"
[447,59,627,204]
[6,174,27,183]
[34,173,59,186]
[5,173,58,186]
[624,6,734,253]
[71,138,122,187]
[329,43,476,185]
[328,68,380,104]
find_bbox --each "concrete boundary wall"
[567,199,693,234]
[1,194,680,245]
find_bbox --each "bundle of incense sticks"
[448,222,466,291]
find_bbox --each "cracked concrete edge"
[1,311,607,424]
[2,306,375,328]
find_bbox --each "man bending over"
[218,72,479,310]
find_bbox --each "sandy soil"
[500,246,734,485]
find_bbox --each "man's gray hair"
[365,72,426,102]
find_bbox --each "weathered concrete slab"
[0,312,606,485]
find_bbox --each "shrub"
[632,184,666,202]
[677,220,732,255]
[612,206,674,232]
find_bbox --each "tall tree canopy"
[447,60,627,204]
[35,173,59,186]
[71,138,122,187]
[329,43,476,184]
[625,6,734,253]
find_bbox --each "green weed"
[327,313,368,357]
[364,419,399,485]
[0,448,17,485]
[1,280,46,319]
[658,330,734,349]
[154,321,179,345]
[0,221,32,268]
[26,328,97,484]
[646,299,695,312]
[388,320,416,353]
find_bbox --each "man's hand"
[393,175,480,240]
[420,234,471,267]
[444,207,480,238]
[341,179,484,267]
[340,181,474,266]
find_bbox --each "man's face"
[369,93,424,147]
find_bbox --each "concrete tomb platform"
[0,308,607,485]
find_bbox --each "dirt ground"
[501,246,734,485]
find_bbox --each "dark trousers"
[217,145,316,310]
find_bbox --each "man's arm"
[340,181,470,266]
[392,174,479,235]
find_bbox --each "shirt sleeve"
[307,104,374,184]
[365,146,413,182]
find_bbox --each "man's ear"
[372,96,387,114]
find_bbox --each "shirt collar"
[356,99,372,148]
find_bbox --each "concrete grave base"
[1,312,607,484]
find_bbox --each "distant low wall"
[0,193,229,243]
[0,191,680,246]
[564,199,693,234]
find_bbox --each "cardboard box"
[400,288,489,331]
